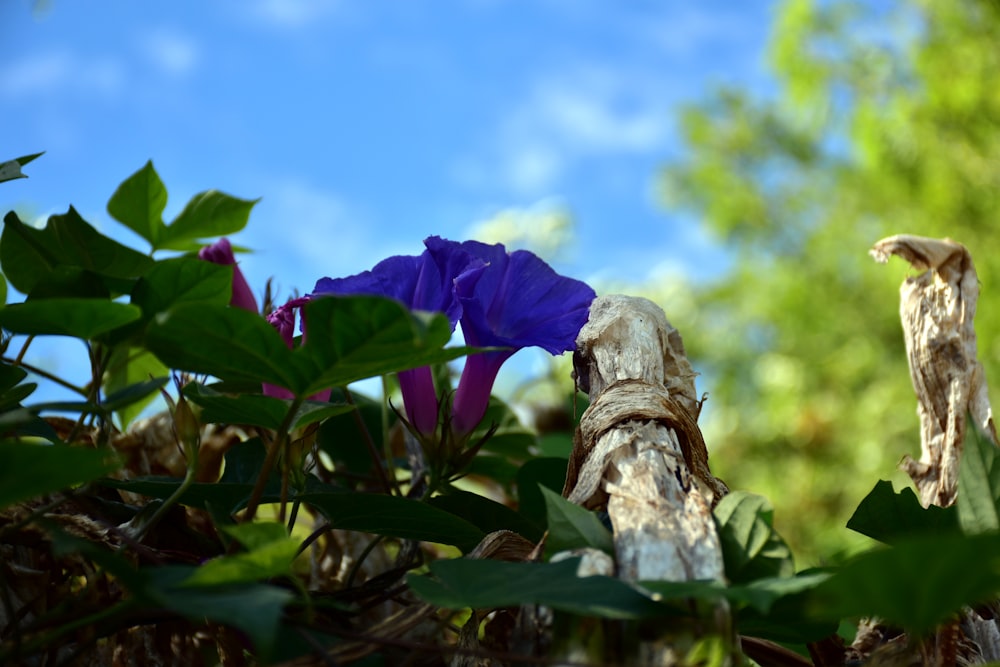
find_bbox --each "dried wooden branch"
[871,234,998,508]
[561,295,731,664]
[564,295,728,581]
[869,234,1000,664]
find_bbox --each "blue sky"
[3,1,775,289]
[1,0,776,401]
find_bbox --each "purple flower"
[311,237,485,436]
[450,241,596,435]
[197,238,258,313]
[264,296,332,402]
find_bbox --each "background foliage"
[656,0,1000,561]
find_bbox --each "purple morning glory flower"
[198,238,258,313]
[311,236,486,436]
[264,296,332,402]
[450,241,596,436]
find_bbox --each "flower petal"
[450,241,595,435]
[198,238,259,313]
[455,242,595,353]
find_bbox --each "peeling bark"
[871,234,997,507]
[562,295,731,665]
[868,235,1000,664]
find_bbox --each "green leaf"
[813,533,1000,635]
[183,522,299,587]
[98,439,281,512]
[473,397,537,462]
[143,565,291,661]
[103,347,169,428]
[224,521,290,550]
[103,376,169,413]
[0,410,60,442]
[0,387,36,414]
[316,389,383,481]
[183,382,352,430]
[640,571,829,618]
[160,190,259,250]
[540,486,614,556]
[958,427,1000,534]
[0,382,38,412]
[27,267,110,300]
[516,457,569,528]
[713,491,794,583]
[429,489,544,542]
[0,152,43,183]
[106,160,168,246]
[0,441,121,510]
[23,377,164,424]
[733,572,837,644]
[100,475,279,514]
[99,445,485,553]
[0,362,28,392]
[728,572,830,615]
[299,296,471,396]
[15,152,44,167]
[408,557,669,618]
[144,303,303,389]
[847,480,958,544]
[145,297,474,397]
[0,299,141,339]
[536,432,574,458]
[300,491,486,553]
[1,209,153,295]
[464,454,522,489]
[132,256,233,315]
[218,437,270,485]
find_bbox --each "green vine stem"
[2,355,87,396]
[243,395,304,523]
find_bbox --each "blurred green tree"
[658,0,1000,563]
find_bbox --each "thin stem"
[93,345,116,447]
[65,343,105,444]
[279,453,290,525]
[124,466,197,544]
[244,395,304,523]
[287,500,301,532]
[345,535,386,589]
[380,375,398,487]
[343,387,395,495]
[2,355,87,396]
[13,334,34,364]
[295,522,330,558]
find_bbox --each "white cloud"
[465,198,574,260]
[0,52,67,96]
[509,66,671,154]
[634,7,756,59]
[0,51,124,99]
[142,30,198,76]
[243,180,389,296]
[502,143,564,194]
[460,64,674,196]
[526,82,669,153]
[247,0,342,28]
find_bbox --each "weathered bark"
[869,235,1000,664]
[562,295,731,665]
[870,234,997,507]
